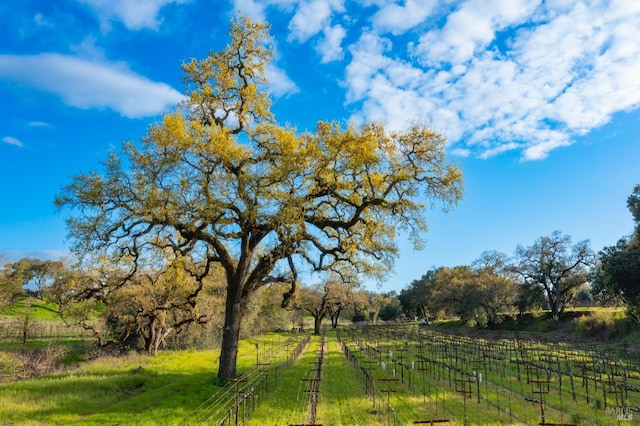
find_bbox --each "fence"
[0,320,94,345]
[177,333,311,425]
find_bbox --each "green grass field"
[1,307,638,425]
[0,333,306,425]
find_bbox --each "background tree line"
[1,184,637,360]
[0,254,403,353]
[398,185,640,326]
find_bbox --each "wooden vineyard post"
[361,360,378,410]
[528,378,550,426]
[454,374,475,426]
[257,362,271,395]
[526,365,576,426]
[413,419,450,425]
[416,356,430,407]
[231,378,248,426]
[301,378,321,426]
[603,379,624,413]
[468,359,485,404]
[395,345,408,385]
[379,378,400,426]
[295,333,325,426]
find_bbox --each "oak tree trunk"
[313,314,324,335]
[217,280,245,381]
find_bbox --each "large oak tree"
[56,17,463,380]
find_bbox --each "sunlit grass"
[317,331,383,426]
[0,347,221,424]
[1,317,637,425]
[0,297,61,321]
[0,331,308,425]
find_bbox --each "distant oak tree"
[511,231,594,319]
[55,17,463,380]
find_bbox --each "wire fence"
[177,333,310,426]
[0,320,94,344]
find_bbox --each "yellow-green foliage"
[571,308,632,339]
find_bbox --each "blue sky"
[1,0,639,292]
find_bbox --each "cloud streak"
[2,136,23,147]
[0,53,183,118]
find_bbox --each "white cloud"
[34,13,54,28]
[371,0,438,34]
[521,135,571,160]
[80,0,189,30]
[28,122,51,127]
[478,141,521,159]
[0,53,183,118]
[317,24,346,63]
[345,32,394,103]
[413,0,540,65]
[232,0,269,21]
[231,0,299,22]
[342,0,640,161]
[450,147,471,157]
[2,136,23,147]
[266,64,299,97]
[288,0,344,42]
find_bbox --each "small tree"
[0,258,26,308]
[514,281,546,318]
[422,265,515,326]
[365,291,388,324]
[426,266,470,319]
[108,259,217,355]
[378,293,403,321]
[56,17,463,380]
[459,269,516,326]
[242,283,297,334]
[289,277,351,333]
[511,231,594,319]
[295,284,328,335]
[51,253,224,353]
[326,280,354,328]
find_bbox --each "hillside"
[433,307,639,350]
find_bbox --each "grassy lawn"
[0,333,299,425]
[0,349,219,425]
[0,297,62,321]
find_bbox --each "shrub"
[0,351,23,381]
[571,309,632,339]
